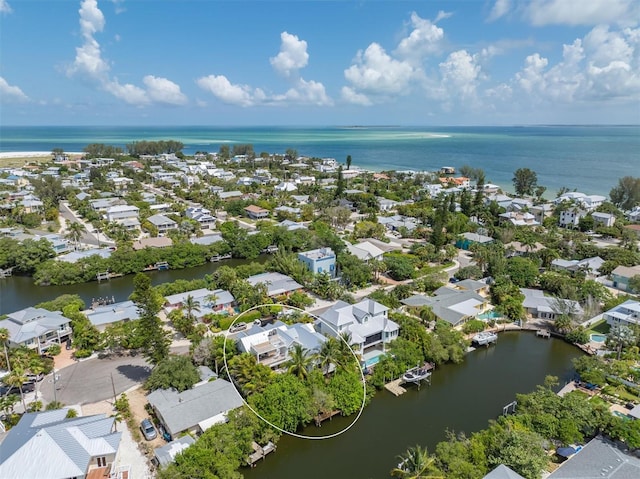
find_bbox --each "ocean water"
[0,125,638,196]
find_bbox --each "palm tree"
[0,328,10,373]
[318,337,341,375]
[205,292,219,310]
[182,295,201,323]
[65,222,86,251]
[391,445,443,479]
[5,368,28,412]
[286,344,314,380]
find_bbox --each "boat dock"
[385,362,435,396]
[0,266,15,278]
[472,331,498,346]
[315,409,341,426]
[384,378,407,397]
[247,441,276,467]
[536,330,551,339]
[210,253,232,262]
[96,271,110,282]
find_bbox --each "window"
[96,457,107,467]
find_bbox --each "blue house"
[298,247,336,278]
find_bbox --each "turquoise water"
[478,311,502,320]
[613,410,631,420]
[1,125,638,195]
[590,334,607,343]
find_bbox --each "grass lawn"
[587,319,610,335]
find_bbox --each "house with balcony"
[236,321,327,369]
[298,247,336,278]
[244,205,270,220]
[592,211,616,228]
[147,214,177,235]
[318,299,399,358]
[0,307,72,354]
[498,211,540,227]
[0,410,125,479]
[559,207,587,228]
[185,206,217,230]
[603,300,640,327]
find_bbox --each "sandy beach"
[0,151,83,159]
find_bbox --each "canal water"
[0,257,264,314]
[243,332,582,479]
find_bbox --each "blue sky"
[1,0,639,126]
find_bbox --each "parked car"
[229,322,247,333]
[140,418,157,441]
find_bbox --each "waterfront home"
[530,203,554,224]
[57,248,113,263]
[603,299,640,328]
[453,279,491,297]
[164,288,235,317]
[0,410,124,479]
[40,233,72,254]
[246,272,303,297]
[154,436,196,468]
[190,233,224,245]
[402,287,491,327]
[185,206,217,229]
[559,207,587,228]
[85,300,140,332]
[236,321,327,369]
[0,307,72,354]
[456,232,494,250]
[611,264,640,292]
[318,298,399,356]
[147,379,244,439]
[555,192,606,211]
[244,204,270,220]
[132,236,173,250]
[498,211,540,227]
[298,247,336,278]
[147,214,178,235]
[483,465,525,479]
[346,240,385,262]
[547,435,640,479]
[520,288,583,320]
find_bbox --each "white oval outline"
[222,303,367,440]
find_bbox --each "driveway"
[40,354,151,406]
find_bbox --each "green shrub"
[463,320,486,334]
[74,349,92,359]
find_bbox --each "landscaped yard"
[587,319,610,335]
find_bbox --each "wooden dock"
[315,409,341,426]
[536,330,551,339]
[96,271,110,282]
[247,441,276,467]
[0,266,15,278]
[385,378,407,397]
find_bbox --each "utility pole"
[111,372,117,405]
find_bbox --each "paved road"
[59,202,107,247]
[40,354,151,405]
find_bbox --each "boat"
[440,166,456,174]
[402,363,434,383]
[472,331,498,346]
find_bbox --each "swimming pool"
[613,410,631,420]
[590,334,606,343]
[478,310,502,320]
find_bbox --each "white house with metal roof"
[521,288,583,321]
[246,272,303,297]
[163,288,235,317]
[0,307,72,354]
[346,240,385,262]
[146,379,244,439]
[603,299,640,328]
[318,298,399,354]
[0,410,123,479]
[402,287,491,327]
[84,300,140,332]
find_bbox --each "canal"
[243,332,583,479]
[0,257,265,314]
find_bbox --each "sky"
[0,0,639,126]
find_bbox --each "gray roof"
[521,288,583,316]
[0,307,70,344]
[154,435,196,467]
[85,300,140,327]
[190,234,223,245]
[483,464,526,479]
[147,379,244,437]
[57,248,113,263]
[0,410,121,478]
[147,214,177,227]
[402,289,487,326]
[247,272,303,296]
[548,436,640,479]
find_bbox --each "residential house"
[217,190,243,200]
[149,203,172,214]
[190,234,224,246]
[147,214,177,235]
[85,300,140,332]
[275,181,298,192]
[154,436,196,468]
[504,241,545,257]
[104,204,139,223]
[291,195,310,204]
[555,192,606,211]
[244,205,270,220]
[186,206,217,230]
[41,233,72,254]
[439,176,471,188]
[274,205,301,218]
[246,272,303,297]
[236,321,326,369]
[58,248,113,263]
[547,436,640,479]
[482,465,526,479]
[298,247,336,278]
[454,279,491,297]
[147,379,244,439]
[0,410,124,479]
[603,299,640,328]
[551,256,604,277]
[20,193,44,213]
[611,265,640,292]
[626,206,640,223]
[530,203,554,224]
[402,287,491,327]
[377,197,399,212]
[110,176,134,192]
[559,207,587,228]
[592,211,616,228]
[318,298,399,358]
[279,219,307,231]
[378,215,419,233]
[346,240,385,262]
[132,237,173,250]
[0,307,72,354]
[164,288,235,317]
[498,211,540,227]
[521,288,583,320]
[456,232,494,250]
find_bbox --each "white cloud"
[515,53,549,93]
[341,86,372,106]
[526,0,638,26]
[0,0,12,14]
[270,32,309,77]
[394,12,445,63]
[110,0,126,14]
[439,50,483,102]
[272,78,332,106]
[0,77,29,102]
[487,0,511,22]
[68,0,186,106]
[196,75,260,107]
[344,43,415,97]
[434,10,453,23]
[143,75,188,105]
